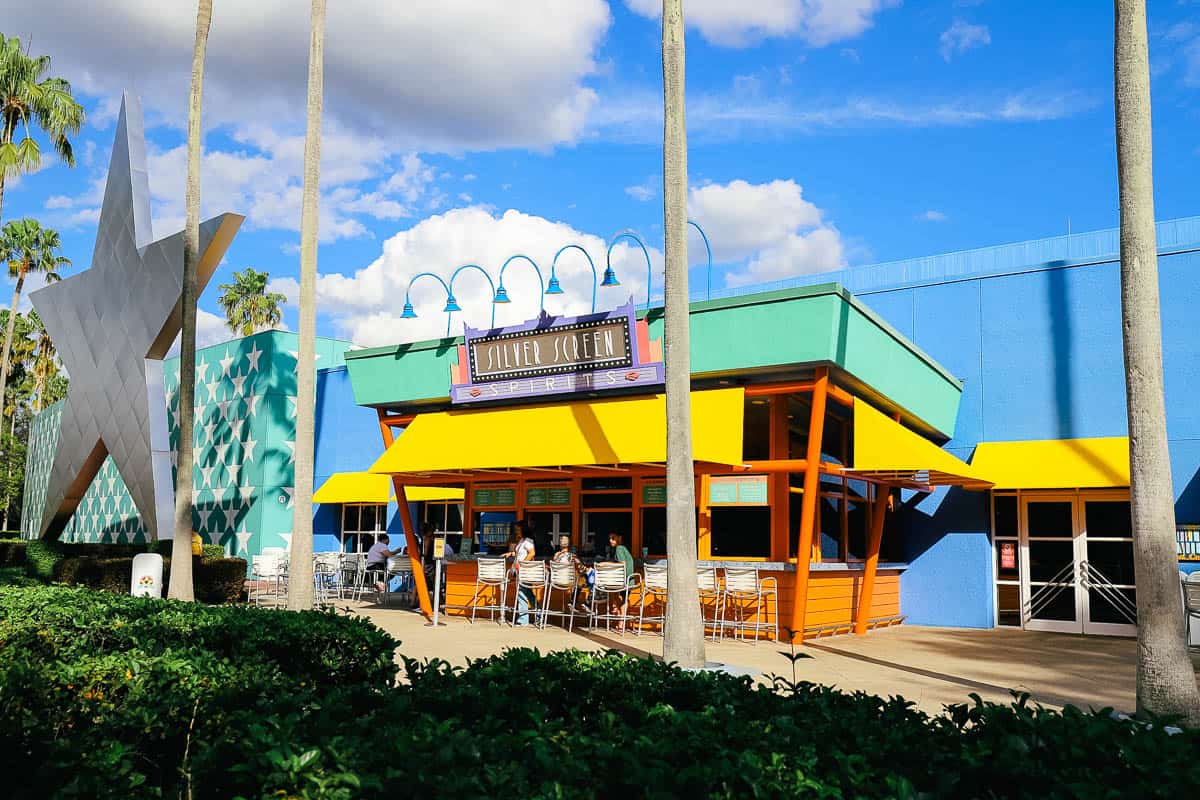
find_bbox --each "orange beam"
[788,368,828,644]
[377,409,432,618]
[854,485,891,635]
[743,380,853,408]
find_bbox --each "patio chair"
[511,560,548,627]
[696,565,723,641]
[249,554,285,607]
[1185,572,1200,650]
[313,552,341,607]
[637,562,668,636]
[720,566,779,642]
[543,561,581,631]
[468,556,509,623]
[588,561,642,635]
[341,553,366,601]
[384,556,415,608]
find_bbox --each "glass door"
[1080,496,1136,636]
[1021,495,1082,633]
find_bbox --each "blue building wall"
[771,216,1200,627]
[313,366,410,551]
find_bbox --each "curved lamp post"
[548,244,605,313]
[400,271,456,336]
[447,263,497,334]
[687,219,713,301]
[606,230,652,307]
[493,254,546,312]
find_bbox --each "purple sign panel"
[451,302,663,405]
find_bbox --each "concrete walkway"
[353,603,1200,717]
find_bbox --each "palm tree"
[168,0,213,602]
[27,307,57,413]
[217,267,287,336]
[287,0,326,611]
[660,0,705,668]
[0,34,86,223]
[0,219,69,423]
[1114,0,1200,724]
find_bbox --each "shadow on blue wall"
[899,487,993,628]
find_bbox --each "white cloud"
[918,210,948,222]
[1163,21,1200,86]
[686,179,844,286]
[166,309,243,358]
[624,176,658,202]
[939,19,991,61]
[10,0,610,152]
[624,0,898,48]
[269,206,662,346]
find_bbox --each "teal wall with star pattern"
[20,330,354,560]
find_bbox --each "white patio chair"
[697,565,723,641]
[341,553,366,601]
[313,552,341,607]
[1184,571,1200,650]
[588,561,642,635]
[468,556,509,624]
[249,554,284,607]
[384,556,415,608]
[511,560,548,627]
[543,561,581,631]
[637,562,668,636]
[721,566,780,642]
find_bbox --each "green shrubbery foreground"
[1,586,1196,799]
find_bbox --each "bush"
[0,538,26,566]
[193,558,249,604]
[1,585,1195,800]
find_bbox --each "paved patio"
[351,602,1200,716]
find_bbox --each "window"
[992,493,1020,627]
[423,501,464,534]
[341,503,387,553]
[710,506,772,558]
[743,397,771,460]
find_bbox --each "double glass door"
[1020,492,1136,636]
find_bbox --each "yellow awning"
[970,437,1129,489]
[369,388,745,477]
[313,472,464,503]
[845,401,992,490]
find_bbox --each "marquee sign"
[450,302,664,405]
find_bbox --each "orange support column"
[787,369,828,643]
[854,485,890,635]
[377,410,433,618]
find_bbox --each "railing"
[1079,560,1137,625]
[1024,561,1076,621]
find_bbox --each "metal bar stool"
[696,565,724,641]
[543,561,580,631]
[588,562,641,635]
[637,562,668,636]
[512,560,548,626]
[385,556,415,608]
[721,566,779,642]
[468,556,510,623]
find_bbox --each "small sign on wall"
[1178,525,1200,561]
[708,475,769,506]
[1000,542,1017,570]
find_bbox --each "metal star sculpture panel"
[30,93,243,540]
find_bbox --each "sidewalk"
[352,603,1199,716]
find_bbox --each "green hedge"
[0,585,1195,800]
[0,539,25,566]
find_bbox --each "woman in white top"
[511,521,537,625]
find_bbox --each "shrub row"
[22,539,225,578]
[0,585,1196,800]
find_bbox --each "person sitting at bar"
[608,531,635,633]
[512,521,537,626]
[365,534,403,595]
[551,533,588,608]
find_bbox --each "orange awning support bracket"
[854,485,890,635]
[377,409,433,619]
[788,367,828,644]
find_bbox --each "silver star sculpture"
[30,93,243,540]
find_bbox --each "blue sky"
[3,1,1199,346]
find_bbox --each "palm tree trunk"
[1114,0,1200,725]
[661,0,705,668]
[0,175,6,227]
[287,0,326,611]
[168,0,212,602]
[0,268,27,428]
[2,409,14,531]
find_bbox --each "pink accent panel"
[451,344,468,384]
[635,320,651,365]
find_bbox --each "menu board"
[473,487,516,507]
[707,475,769,507]
[642,483,667,505]
[526,486,572,506]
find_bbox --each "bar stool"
[385,556,415,608]
[313,552,341,607]
[468,556,509,623]
[512,560,548,626]
[543,561,581,631]
[637,562,668,636]
[721,566,779,642]
[696,565,723,641]
[588,562,641,635]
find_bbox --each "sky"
[3,0,1199,348]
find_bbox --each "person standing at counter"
[608,531,635,633]
[512,522,537,626]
